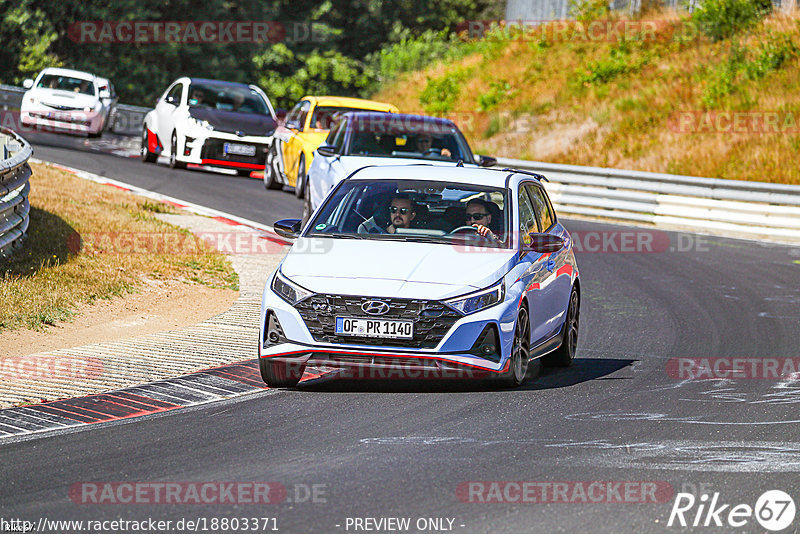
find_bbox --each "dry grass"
[374,11,800,184]
[0,163,238,331]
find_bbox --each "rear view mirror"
[477,154,497,167]
[274,219,302,239]
[23,79,34,89]
[317,144,336,157]
[527,233,564,253]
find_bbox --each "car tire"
[294,155,306,198]
[264,144,282,190]
[259,357,305,388]
[169,131,186,169]
[495,305,531,388]
[542,287,579,367]
[141,129,157,163]
[301,179,313,225]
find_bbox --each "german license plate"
[224,143,256,156]
[335,317,413,339]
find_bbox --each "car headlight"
[272,270,313,305]
[445,279,505,315]
[190,117,214,131]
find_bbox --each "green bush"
[477,80,516,111]
[419,67,470,113]
[691,0,771,42]
[367,29,456,82]
[569,0,611,22]
[701,33,798,108]
[577,44,649,85]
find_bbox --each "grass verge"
[1,162,238,331]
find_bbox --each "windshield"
[187,82,270,115]
[37,74,96,95]
[344,117,472,162]
[311,107,389,130]
[307,179,510,248]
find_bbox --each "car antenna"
[456,160,464,167]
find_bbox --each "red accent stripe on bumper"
[201,159,263,170]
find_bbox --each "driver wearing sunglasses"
[465,198,500,242]
[387,194,417,234]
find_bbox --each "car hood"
[188,108,277,137]
[280,238,517,300]
[26,88,98,109]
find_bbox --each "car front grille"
[294,294,462,349]
[42,102,83,111]
[200,139,268,165]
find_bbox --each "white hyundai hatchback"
[260,165,581,388]
[20,67,113,137]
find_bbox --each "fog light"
[469,324,501,362]
[263,311,286,348]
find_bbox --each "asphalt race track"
[2,132,800,533]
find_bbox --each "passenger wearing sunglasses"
[465,198,500,242]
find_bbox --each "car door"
[156,82,184,151]
[518,182,563,346]
[281,99,311,186]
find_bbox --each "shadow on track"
[295,358,635,394]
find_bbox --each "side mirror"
[477,154,497,167]
[166,95,177,105]
[23,79,34,89]
[99,89,111,99]
[317,144,336,157]
[527,233,564,253]
[274,218,302,239]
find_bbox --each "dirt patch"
[0,280,237,358]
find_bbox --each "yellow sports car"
[264,96,398,196]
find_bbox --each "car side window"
[330,120,347,153]
[525,184,555,231]
[166,84,183,105]
[285,101,302,128]
[297,100,311,130]
[518,185,540,247]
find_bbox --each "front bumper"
[259,283,521,377]
[20,109,103,135]
[180,130,271,171]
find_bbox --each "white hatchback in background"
[20,67,113,137]
[141,77,278,176]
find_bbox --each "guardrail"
[0,128,33,257]
[496,157,800,243]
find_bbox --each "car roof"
[188,78,252,88]
[341,111,457,127]
[38,67,97,81]
[304,96,398,112]
[346,164,539,188]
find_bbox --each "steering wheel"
[448,225,495,242]
[448,225,479,235]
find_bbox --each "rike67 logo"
[668,490,796,531]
